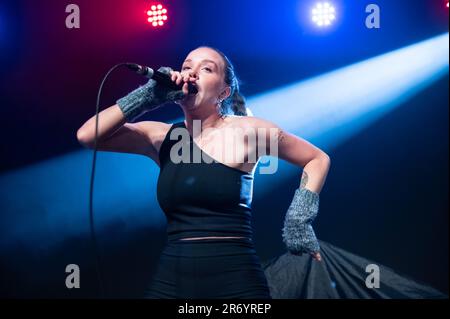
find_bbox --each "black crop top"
[156,121,254,241]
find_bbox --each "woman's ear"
[220,86,231,100]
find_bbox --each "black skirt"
[144,237,272,299]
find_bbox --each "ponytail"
[230,91,247,116]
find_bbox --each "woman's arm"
[76,66,186,160]
[275,128,330,194]
[248,116,330,261]
[76,104,128,147]
[76,104,165,163]
[249,116,331,192]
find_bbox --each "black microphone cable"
[89,62,130,298]
[89,62,188,297]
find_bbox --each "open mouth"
[188,83,199,95]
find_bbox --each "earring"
[216,98,224,117]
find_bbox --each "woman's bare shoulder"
[229,115,281,130]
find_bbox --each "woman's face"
[179,47,230,111]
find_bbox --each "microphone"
[126,63,198,94]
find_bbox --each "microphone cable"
[89,62,129,298]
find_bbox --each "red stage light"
[147,3,168,27]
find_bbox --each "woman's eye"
[182,66,211,72]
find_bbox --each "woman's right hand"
[170,70,197,96]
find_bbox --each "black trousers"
[144,237,272,299]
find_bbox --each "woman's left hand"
[311,251,322,262]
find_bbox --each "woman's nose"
[189,71,198,79]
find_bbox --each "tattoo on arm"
[277,129,286,143]
[300,171,309,189]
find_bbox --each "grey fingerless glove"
[116,66,185,122]
[282,187,321,255]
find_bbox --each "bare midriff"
[179,236,248,241]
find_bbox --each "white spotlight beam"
[250,33,449,150]
[248,33,448,190]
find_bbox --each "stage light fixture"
[312,2,336,27]
[147,3,168,27]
